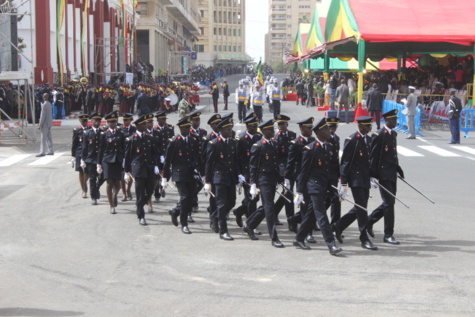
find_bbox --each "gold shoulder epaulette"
[73,128,77,131]
[374,132,379,136]
[290,140,296,144]
[252,143,259,147]
[304,145,310,150]
[346,137,352,140]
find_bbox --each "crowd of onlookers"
[188,64,245,85]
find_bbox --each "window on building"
[200,10,204,18]
[228,45,231,52]
[214,45,217,52]
[173,21,178,31]
[238,46,241,52]
[238,29,241,36]
[233,46,236,52]
[200,27,204,35]
[197,45,205,53]
[137,2,148,16]
[218,45,222,51]
[224,46,227,52]
[218,28,222,35]
[233,29,236,36]
[223,28,227,36]
[228,29,231,36]
[214,28,217,35]
[214,11,217,23]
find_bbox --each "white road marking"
[418,146,460,157]
[28,152,65,165]
[397,146,424,157]
[450,146,475,156]
[0,154,31,167]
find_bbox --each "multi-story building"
[195,0,250,69]
[266,0,329,64]
[135,0,201,75]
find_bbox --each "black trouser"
[135,176,154,219]
[212,98,218,113]
[223,96,229,110]
[212,183,236,234]
[275,179,294,218]
[254,106,263,122]
[246,183,278,241]
[238,101,246,122]
[368,179,396,237]
[86,163,103,200]
[370,110,381,129]
[307,94,315,107]
[272,100,281,119]
[334,186,370,242]
[234,182,259,218]
[207,184,217,214]
[174,181,194,227]
[325,179,341,224]
[296,192,336,247]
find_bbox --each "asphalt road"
[1,74,475,316]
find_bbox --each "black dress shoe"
[272,240,285,248]
[329,245,343,255]
[275,218,283,225]
[233,209,243,227]
[210,219,219,233]
[367,223,375,238]
[46,152,54,155]
[139,218,147,226]
[361,240,378,250]
[306,234,316,244]
[188,215,195,223]
[35,153,45,157]
[182,226,192,234]
[253,228,262,235]
[148,208,154,213]
[220,232,234,241]
[91,199,98,206]
[293,240,310,250]
[384,236,400,245]
[243,226,258,240]
[169,209,178,227]
[332,224,343,244]
[287,218,298,233]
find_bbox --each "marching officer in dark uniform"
[202,114,222,228]
[162,116,200,234]
[153,111,175,201]
[233,113,262,229]
[81,112,104,205]
[204,117,241,240]
[189,111,207,217]
[367,109,403,245]
[332,116,378,250]
[244,119,285,248]
[124,114,160,225]
[273,114,297,224]
[119,113,136,201]
[70,114,90,198]
[98,111,126,214]
[292,118,342,255]
[325,117,341,224]
[285,117,315,234]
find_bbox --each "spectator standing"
[448,88,463,144]
[36,93,54,157]
[367,83,383,129]
[210,82,219,113]
[405,86,417,139]
[336,80,350,123]
[329,73,339,110]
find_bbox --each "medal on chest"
[265,154,269,160]
[179,150,182,156]
[90,139,93,144]
[220,153,224,159]
[385,145,388,151]
[137,147,140,153]
[360,151,363,156]
[108,138,113,143]
[79,138,82,142]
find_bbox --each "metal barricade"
[383,100,422,136]
[460,109,475,138]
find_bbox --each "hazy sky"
[245,0,268,62]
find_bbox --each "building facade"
[135,0,201,75]
[195,0,249,68]
[266,0,329,64]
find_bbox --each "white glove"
[124,173,131,183]
[97,164,103,174]
[238,174,246,185]
[80,159,86,169]
[204,183,211,195]
[370,177,379,189]
[68,157,75,168]
[154,166,160,175]
[339,185,348,200]
[160,156,165,164]
[284,178,291,190]
[250,183,257,200]
[294,193,304,206]
[161,177,168,188]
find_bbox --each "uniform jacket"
[222,84,230,97]
[274,130,296,177]
[82,127,104,164]
[296,82,304,94]
[154,124,175,155]
[136,93,150,115]
[236,131,262,180]
[297,140,331,195]
[205,136,238,186]
[71,125,89,158]
[327,134,340,181]
[340,131,371,188]
[124,132,159,178]
[163,134,199,182]
[370,127,399,182]
[201,130,219,175]
[98,128,126,164]
[250,138,281,186]
[405,93,418,116]
[284,135,315,180]
[119,124,137,139]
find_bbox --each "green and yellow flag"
[324,0,359,43]
[256,60,264,87]
[292,24,310,57]
[306,6,324,53]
